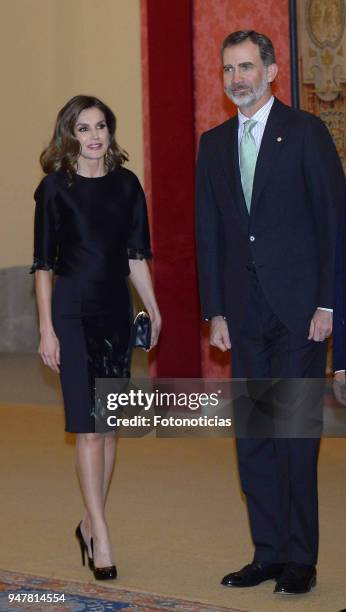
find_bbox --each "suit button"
[250,235,255,242]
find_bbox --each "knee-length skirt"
[52,275,132,433]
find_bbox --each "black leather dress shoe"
[274,562,316,594]
[221,561,284,587]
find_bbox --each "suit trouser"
[231,271,327,565]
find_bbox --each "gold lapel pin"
[276,136,282,142]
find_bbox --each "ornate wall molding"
[295,0,346,169]
[302,0,346,101]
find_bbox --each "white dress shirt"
[238,95,274,152]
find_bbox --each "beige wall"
[0,0,143,268]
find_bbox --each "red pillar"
[141,0,201,377]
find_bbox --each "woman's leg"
[79,432,117,549]
[76,432,115,567]
[103,431,117,499]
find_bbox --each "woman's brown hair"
[40,95,128,178]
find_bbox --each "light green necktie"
[239,119,258,212]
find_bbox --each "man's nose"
[231,67,241,82]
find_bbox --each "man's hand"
[210,316,231,351]
[308,309,332,342]
[333,371,346,406]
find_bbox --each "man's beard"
[225,73,269,108]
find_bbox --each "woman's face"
[74,107,110,161]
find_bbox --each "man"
[333,193,346,401]
[196,31,344,595]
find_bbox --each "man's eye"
[223,66,233,73]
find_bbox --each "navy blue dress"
[30,168,152,432]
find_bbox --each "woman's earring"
[105,144,112,166]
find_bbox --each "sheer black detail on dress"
[30,257,58,274]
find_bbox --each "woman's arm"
[34,270,60,372]
[129,260,161,348]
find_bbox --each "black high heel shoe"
[75,522,94,570]
[90,538,117,580]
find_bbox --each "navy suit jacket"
[333,193,346,371]
[196,98,345,339]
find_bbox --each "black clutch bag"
[133,311,151,350]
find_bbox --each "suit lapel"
[215,99,290,223]
[250,98,289,217]
[218,117,249,224]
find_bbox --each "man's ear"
[267,63,278,83]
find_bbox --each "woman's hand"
[39,329,60,373]
[129,259,161,351]
[148,310,162,350]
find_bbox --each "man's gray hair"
[221,30,276,66]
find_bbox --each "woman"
[30,95,161,580]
